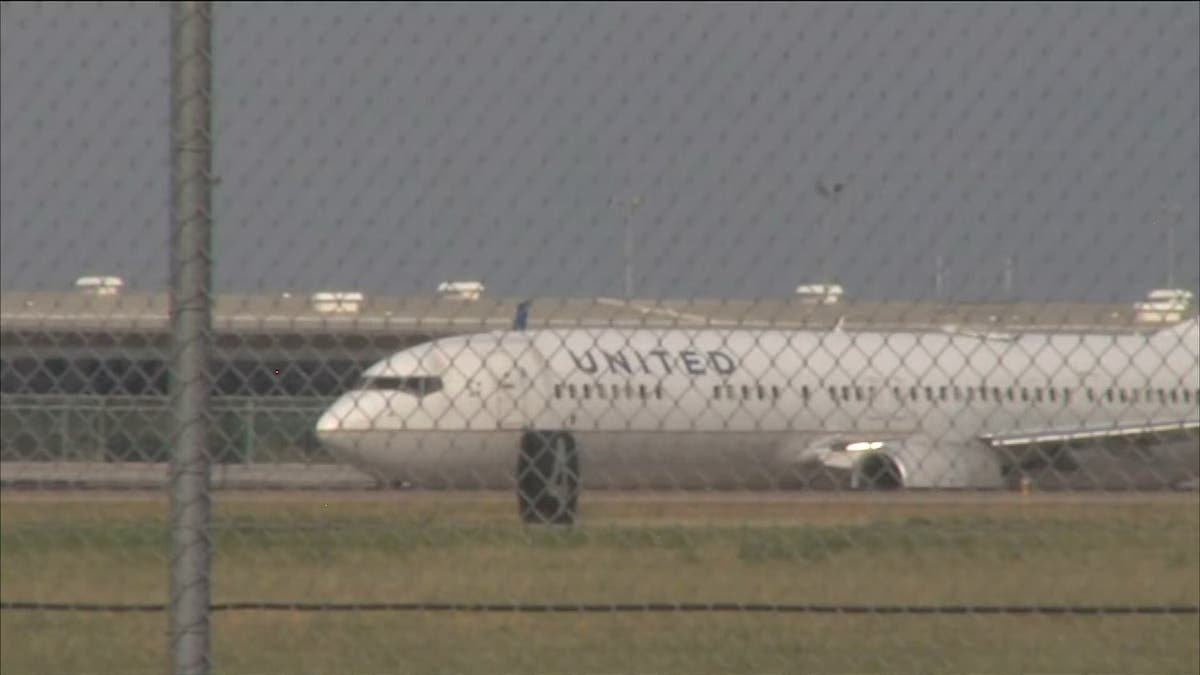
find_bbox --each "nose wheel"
[517,430,580,525]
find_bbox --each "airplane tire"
[517,430,580,525]
[854,453,904,490]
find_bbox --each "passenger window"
[939,386,948,402]
[953,386,962,401]
[625,383,634,399]
[568,384,577,399]
[1105,388,1113,403]
[911,387,919,401]
[612,384,621,399]
[801,385,810,402]
[597,383,606,399]
[842,386,851,401]
[829,387,838,401]
[655,384,663,400]
[772,385,781,400]
[713,385,722,400]
[854,386,864,401]
[1047,388,1056,402]
[583,384,591,399]
[979,386,988,402]
[1169,389,1177,403]
[758,384,766,400]
[639,384,647,400]
[1063,388,1071,403]
[742,385,752,400]
[925,386,934,401]
[554,384,563,399]
[1021,388,1029,402]
[992,386,1002,401]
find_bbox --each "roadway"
[3,460,1194,493]
[2,290,1164,334]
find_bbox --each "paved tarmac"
[2,461,1194,498]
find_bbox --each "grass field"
[2,491,1198,674]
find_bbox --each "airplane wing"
[791,418,1198,489]
[979,418,1200,450]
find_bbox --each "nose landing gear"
[517,430,580,526]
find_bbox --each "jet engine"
[797,435,1007,490]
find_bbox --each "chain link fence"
[2,2,1198,673]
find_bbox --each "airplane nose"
[315,395,372,437]
[315,408,343,435]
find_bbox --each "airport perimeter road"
[2,460,1196,508]
[0,461,380,491]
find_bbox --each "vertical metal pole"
[616,196,642,299]
[1166,211,1176,289]
[816,179,845,284]
[624,213,634,299]
[169,2,214,674]
[935,255,944,301]
[1003,256,1015,301]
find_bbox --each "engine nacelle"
[849,436,1007,489]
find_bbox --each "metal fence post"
[168,2,214,674]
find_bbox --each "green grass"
[3,612,1198,675]
[2,492,1198,673]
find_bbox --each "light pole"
[613,196,643,299]
[935,255,945,301]
[1163,203,1182,289]
[816,178,846,284]
[1003,255,1016,301]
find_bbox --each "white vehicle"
[316,311,1199,524]
[437,281,486,300]
[74,275,125,296]
[794,283,844,304]
[310,291,365,314]
[1135,288,1195,324]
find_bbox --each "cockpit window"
[357,376,444,397]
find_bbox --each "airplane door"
[485,342,550,430]
[491,361,528,429]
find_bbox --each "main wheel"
[853,453,904,490]
[517,430,580,525]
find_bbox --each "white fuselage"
[315,322,1200,490]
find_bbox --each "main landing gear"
[517,430,580,526]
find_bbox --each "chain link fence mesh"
[2,2,1199,673]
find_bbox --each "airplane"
[315,304,1199,525]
